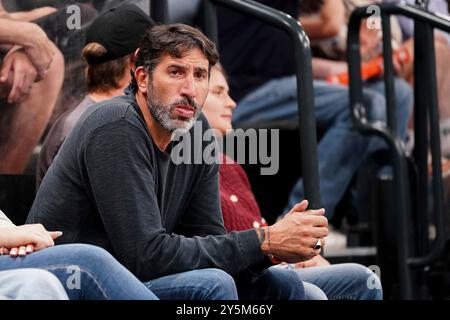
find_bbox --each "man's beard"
[147,86,201,132]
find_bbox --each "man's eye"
[195,73,207,80]
[170,70,180,76]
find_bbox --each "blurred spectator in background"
[36,4,155,186]
[0,18,64,173]
[305,0,450,158]
[217,0,412,251]
[296,0,413,236]
[383,0,450,158]
[299,0,411,140]
[0,0,99,162]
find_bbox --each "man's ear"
[135,66,148,94]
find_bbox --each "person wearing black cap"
[36,3,155,186]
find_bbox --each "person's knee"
[59,243,115,267]
[200,269,238,300]
[11,269,68,300]
[49,243,118,277]
[363,90,386,122]
[393,78,413,110]
[263,268,306,300]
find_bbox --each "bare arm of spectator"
[299,0,346,40]
[0,38,64,173]
[0,1,56,22]
[0,18,54,79]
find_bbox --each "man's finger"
[311,227,329,239]
[300,214,328,227]
[314,215,328,227]
[288,200,309,215]
[306,208,326,216]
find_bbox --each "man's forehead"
[160,50,209,69]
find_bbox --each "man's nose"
[180,75,197,99]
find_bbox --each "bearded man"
[27,24,332,300]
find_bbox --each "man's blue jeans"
[233,77,412,219]
[235,267,306,300]
[144,268,239,300]
[145,266,306,300]
[0,244,158,300]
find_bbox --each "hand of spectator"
[0,245,35,257]
[0,224,62,255]
[326,60,347,76]
[261,200,328,263]
[0,47,38,103]
[295,254,331,269]
[8,7,57,22]
[0,1,56,22]
[21,23,54,80]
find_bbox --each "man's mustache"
[170,98,199,111]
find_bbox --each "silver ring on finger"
[313,239,322,250]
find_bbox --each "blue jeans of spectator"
[235,267,306,300]
[0,243,158,300]
[348,78,413,219]
[0,268,69,300]
[363,79,413,142]
[294,263,383,300]
[144,268,239,300]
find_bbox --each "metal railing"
[202,0,321,209]
[347,2,450,299]
[149,0,168,23]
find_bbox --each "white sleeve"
[0,210,15,227]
